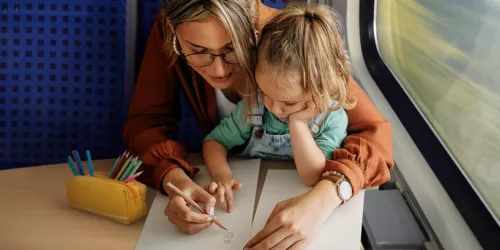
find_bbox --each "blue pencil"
[86,150,95,177]
[71,150,82,175]
[108,152,125,178]
[73,150,85,176]
[67,156,79,176]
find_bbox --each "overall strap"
[310,112,326,136]
[310,100,338,136]
[247,92,265,129]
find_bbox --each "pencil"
[85,150,94,177]
[118,156,137,181]
[166,182,227,230]
[67,156,79,176]
[110,151,129,179]
[115,155,133,180]
[108,153,123,178]
[73,150,85,176]
[122,170,144,183]
[121,160,142,181]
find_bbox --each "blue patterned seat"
[0,1,127,169]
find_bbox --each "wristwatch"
[322,171,353,204]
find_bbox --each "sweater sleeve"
[321,76,394,195]
[121,11,198,192]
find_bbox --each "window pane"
[376,0,500,220]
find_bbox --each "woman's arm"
[121,11,197,192]
[322,75,394,195]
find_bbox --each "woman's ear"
[167,20,175,33]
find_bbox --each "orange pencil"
[166,182,227,230]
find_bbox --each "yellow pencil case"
[66,172,147,225]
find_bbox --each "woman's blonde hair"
[253,3,356,113]
[161,0,260,91]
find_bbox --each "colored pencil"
[85,150,94,177]
[114,155,133,180]
[73,150,85,175]
[126,160,143,179]
[122,171,144,183]
[108,151,126,178]
[120,159,142,181]
[118,156,137,181]
[110,151,129,179]
[67,156,79,176]
[166,182,227,230]
[71,150,82,175]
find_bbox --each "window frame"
[358,0,500,248]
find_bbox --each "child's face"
[255,63,308,122]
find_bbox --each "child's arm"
[202,140,240,212]
[289,120,326,186]
[203,100,252,212]
[290,108,348,186]
[203,140,233,181]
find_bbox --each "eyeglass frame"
[179,50,238,67]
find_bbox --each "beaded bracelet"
[322,170,345,179]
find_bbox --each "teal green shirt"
[205,99,348,160]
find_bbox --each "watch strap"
[322,171,351,204]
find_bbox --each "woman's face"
[175,16,240,89]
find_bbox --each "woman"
[122,0,393,249]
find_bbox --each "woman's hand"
[163,168,217,234]
[244,180,342,250]
[204,178,243,213]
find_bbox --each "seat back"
[0,1,128,169]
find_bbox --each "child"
[202,3,356,212]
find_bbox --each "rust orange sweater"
[122,10,394,196]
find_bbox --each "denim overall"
[240,93,326,160]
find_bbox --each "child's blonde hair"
[251,3,356,113]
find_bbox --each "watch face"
[339,181,353,200]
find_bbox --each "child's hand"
[204,178,242,213]
[289,101,317,123]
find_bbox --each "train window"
[376,0,500,220]
[359,0,500,248]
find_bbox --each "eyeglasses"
[180,50,238,67]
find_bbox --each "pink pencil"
[123,171,144,183]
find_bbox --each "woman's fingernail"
[209,207,214,216]
[207,216,213,222]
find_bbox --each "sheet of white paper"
[135,158,261,250]
[251,169,365,250]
